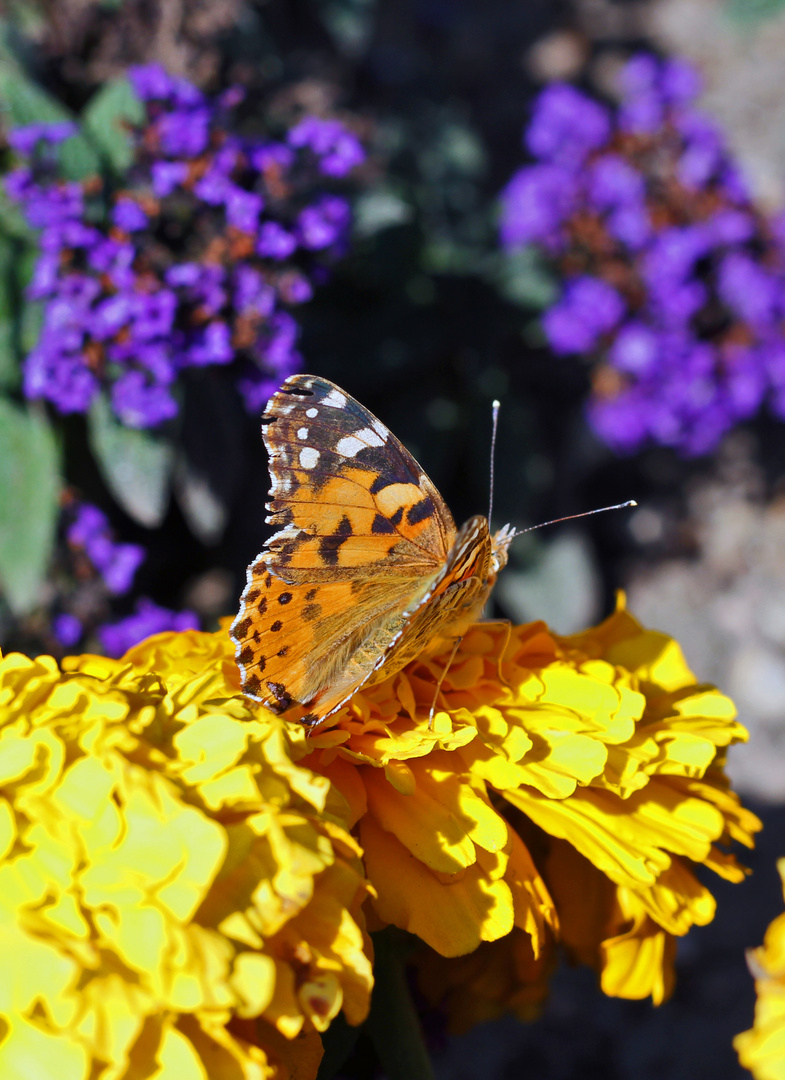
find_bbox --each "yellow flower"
[735,858,785,1080]
[299,596,759,1011]
[5,588,756,1074]
[0,645,372,1080]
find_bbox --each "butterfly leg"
[428,636,463,729]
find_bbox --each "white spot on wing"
[336,427,386,457]
[297,427,309,440]
[299,447,320,469]
[322,389,346,409]
[306,407,318,418]
[371,418,389,441]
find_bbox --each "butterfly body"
[231,375,513,729]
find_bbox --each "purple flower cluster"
[66,501,145,594]
[7,66,364,427]
[99,598,199,658]
[53,498,198,655]
[500,55,785,455]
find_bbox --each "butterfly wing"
[231,374,458,725]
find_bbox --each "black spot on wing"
[371,513,396,534]
[244,673,262,696]
[278,592,293,605]
[390,507,404,527]
[407,496,435,526]
[318,514,352,566]
[271,620,283,632]
[266,681,292,712]
[233,616,252,640]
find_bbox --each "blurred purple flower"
[99,599,199,658]
[7,67,363,430]
[501,52,785,456]
[52,613,83,648]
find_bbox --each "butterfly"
[230,374,515,730]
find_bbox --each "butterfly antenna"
[489,399,501,526]
[508,500,638,540]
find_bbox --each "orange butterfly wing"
[230,374,461,726]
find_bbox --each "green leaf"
[0,398,60,615]
[82,77,144,173]
[0,62,100,180]
[88,393,174,527]
[366,931,435,1080]
[0,236,19,390]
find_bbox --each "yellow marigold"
[298,596,759,1011]
[735,857,785,1080]
[0,641,373,1080]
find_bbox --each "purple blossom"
[111,371,179,428]
[53,613,83,648]
[499,165,577,249]
[543,277,624,354]
[288,117,365,177]
[257,221,297,260]
[99,598,199,658]
[297,195,351,249]
[7,123,78,154]
[67,502,145,594]
[501,52,785,456]
[112,196,148,232]
[7,67,362,430]
[525,84,611,169]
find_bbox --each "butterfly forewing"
[231,375,459,724]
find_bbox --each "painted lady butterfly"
[230,374,514,730]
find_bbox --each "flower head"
[6,68,365,428]
[1,596,756,1074]
[735,858,785,1080]
[501,53,785,456]
[0,638,373,1078]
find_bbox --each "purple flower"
[186,321,233,366]
[297,195,351,249]
[151,161,189,197]
[287,117,365,177]
[24,349,98,413]
[225,188,264,232]
[8,63,359,431]
[500,165,577,249]
[111,371,178,428]
[525,84,611,169]
[112,196,149,232]
[609,323,659,375]
[250,143,295,174]
[99,598,199,658]
[257,221,297,260]
[279,273,314,305]
[543,277,625,354]
[66,501,146,595]
[717,253,778,328]
[588,156,644,210]
[53,613,83,648]
[8,123,78,154]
